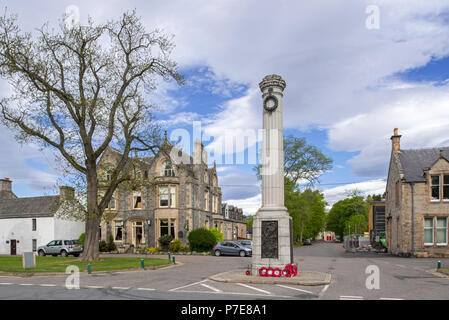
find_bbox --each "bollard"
[87,264,91,274]
[172,256,175,264]
[141,259,145,269]
[437,261,441,270]
[168,252,171,260]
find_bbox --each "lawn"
[439,267,449,275]
[0,256,171,273]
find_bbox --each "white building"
[0,178,85,255]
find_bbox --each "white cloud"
[224,194,261,216]
[321,179,387,207]
[3,0,449,203]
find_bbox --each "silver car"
[37,239,83,257]
[213,241,252,257]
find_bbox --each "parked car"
[303,238,312,245]
[213,241,252,257]
[37,239,83,257]
[235,240,252,248]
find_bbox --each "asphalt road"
[0,242,448,300]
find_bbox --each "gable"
[429,157,449,172]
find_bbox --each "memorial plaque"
[261,221,278,259]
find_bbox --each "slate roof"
[0,195,60,219]
[398,147,449,182]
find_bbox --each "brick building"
[98,138,222,250]
[385,128,449,257]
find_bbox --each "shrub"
[99,240,108,252]
[188,228,217,252]
[107,234,117,252]
[169,239,184,252]
[158,235,173,250]
[146,247,162,254]
[78,233,85,246]
[210,227,224,243]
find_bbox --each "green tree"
[0,10,183,261]
[285,177,327,244]
[326,191,370,239]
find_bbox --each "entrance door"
[10,240,16,255]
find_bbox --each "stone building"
[213,203,247,241]
[385,128,449,257]
[0,178,85,255]
[97,138,223,250]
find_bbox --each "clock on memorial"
[263,88,278,112]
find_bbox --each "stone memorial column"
[252,75,293,274]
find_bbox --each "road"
[0,242,448,300]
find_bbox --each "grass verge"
[0,256,171,273]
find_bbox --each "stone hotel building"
[98,137,247,250]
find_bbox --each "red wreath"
[259,267,267,277]
[246,270,251,276]
[266,267,274,277]
[273,268,281,277]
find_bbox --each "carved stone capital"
[259,74,286,93]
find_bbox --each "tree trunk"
[80,164,100,261]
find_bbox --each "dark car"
[303,238,312,245]
[235,240,252,248]
[213,241,252,257]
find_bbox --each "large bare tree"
[0,10,183,260]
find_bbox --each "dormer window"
[431,175,440,201]
[161,161,175,177]
[444,175,449,201]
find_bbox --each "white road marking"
[395,264,406,268]
[111,287,130,290]
[236,283,271,295]
[340,295,364,300]
[318,284,330,298]
[39,284,57,287]
[380,298,404,300]
[169,279,208,291]
[19,284,33,286]
[86,286,104,289]
[200,283,222,293]
[136,288,155,291]
[276,284,314,294]
[0,283,13,285]
[174,289,293,299]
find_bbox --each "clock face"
[264,95,278,112]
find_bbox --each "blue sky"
[2,1,449,214]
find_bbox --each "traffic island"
[209,270,331,286]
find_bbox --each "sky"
[1,1,449,214]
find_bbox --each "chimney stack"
[390,128,401,152]
[59,186,75,202]
[0,178,12,193]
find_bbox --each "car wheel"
[73,253,80,257]
[214,250,221,256]
[38,250,46,257]
[61,250,68,257]
[239,250,246,257]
